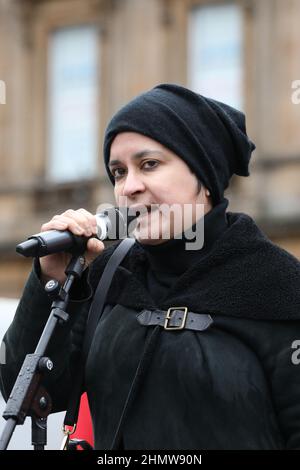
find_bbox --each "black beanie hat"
[103,83,256,205]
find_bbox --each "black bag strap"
[82,237,135,361]
[63,237,135,427]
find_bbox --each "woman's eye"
[111,160,158,179]
[111,167,126,179]
[142,160,158,170]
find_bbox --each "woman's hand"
[39,208,105,284]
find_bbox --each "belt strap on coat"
[137,308,213,331]
[111,308,213,448]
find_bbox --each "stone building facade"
[0,0,299,297]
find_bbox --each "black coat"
[1,210,300,449]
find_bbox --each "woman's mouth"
[129,204,159,217]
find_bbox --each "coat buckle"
[164,307,188,330]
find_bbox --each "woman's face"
[109,132,212,245]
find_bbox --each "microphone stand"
[0,254,86,450]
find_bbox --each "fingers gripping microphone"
[16,207,138,258]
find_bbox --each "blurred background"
[0,0,300,299]
[0,0,300,449]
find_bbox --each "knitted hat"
[103,83,256,205]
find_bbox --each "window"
[188,3,243,109]
[47,25,100,183]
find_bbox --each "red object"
[71,393,94,449]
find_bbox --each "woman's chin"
[133,226,167,245]
[132,213,174,245]
[137,237,166,246]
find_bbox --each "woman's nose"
[121,170,146,197]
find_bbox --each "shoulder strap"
[63,237,135,427]
[82,237,135,361]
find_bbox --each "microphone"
[16,207,138,258]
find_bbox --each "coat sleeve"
[0,262,92,413]
[215,315,300,449]
[257,319,300,450]
[231,317,300,450]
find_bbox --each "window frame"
[30,0,108,186]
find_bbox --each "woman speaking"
[1,84,300,450]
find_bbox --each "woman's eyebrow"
[108,150,163,167]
